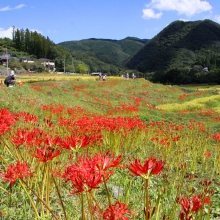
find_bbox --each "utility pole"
[6,48,9,75]
[63,55,66,73]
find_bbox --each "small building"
[39,58,55,71]
[202,67,208,72]
[0,54,10,66]
[20,57,34,63]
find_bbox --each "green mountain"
[58,37,148,72]
[126,20,220,75]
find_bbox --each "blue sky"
[0,0,219,44]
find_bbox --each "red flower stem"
[81,193,86,220]
[86,191,94,220]
[52,174,68,220]
[40,164,47,216]
[18,179,40,218]
[46,163,50,215]
[20,179,59,220]
[103,176,112,207]
[145,178,149,220]
[90,192,103,213]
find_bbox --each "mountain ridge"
[58,37,149,71]
[126,19,220,74]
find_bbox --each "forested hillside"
[126,19,220,84]
[0,28,74,72]
[58,37,148,73]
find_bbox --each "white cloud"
[0,27,13,39]
[179,18,190,22]
[30,29,42,34]
[0,4,26,12]
[142,8,163,19]
[0,6,10,12]
[215,15,220,23]
[0,27,43,39]
[143,0,212,19]
[15,4,26,9]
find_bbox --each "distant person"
[126,73,129,80]
[99,72,102,80]
[4,71,16,87]
[132,73,136,80]
[102,74,107,81]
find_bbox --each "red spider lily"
[201,179,212,187]
[58,134,101,150]
[62,160,103,194]
[103,201,133,220]
[62,152,122,194]
[191,196,203,212]
[59,115,147,136]
[203,197,211,204]
[30,85,42,91]
[203,152,211,158]
[11,128,54,148]
[44,117,54,127]
[32,146,61,162]
[11,128,29,147]
[41,103,65,114]
[0,109,16,135]
[1,161,32,186]
[172,136,180,141]
[212,133,220,142]
[151,137,159,142]
[92,151,122,173]
[160,138,170,146]
[15,112,38,123]
[179,195,203,220]
[128,158,164,179]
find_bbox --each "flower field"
[0,76,220,219]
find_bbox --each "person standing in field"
[132,73,136,80]
[126,73,129,80]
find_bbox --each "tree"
[9,59,23,71]
[66,64,75,73]
[76,63,89,74]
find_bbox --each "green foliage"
[58,37,148,75]
[76,63,89,74]
[126,19,220,84]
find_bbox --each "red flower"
[58,135,98,150]
[62,158,103,194]
[128,158,164,179]
[11,128,28,147]
[179,195,203,220]
[203,197,211,204]
[191,196,203,212]
[62,152,122,194]
[93,151,122,172]
[103,201,132,220]
[203,152,211,158]
[0,109,16,135]
[32,146,61,162]
[213,133,220,142]
[1,161,32,186]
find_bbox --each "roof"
[0,54,10,59]
[20,57,33,61]
[39,58,53,62]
